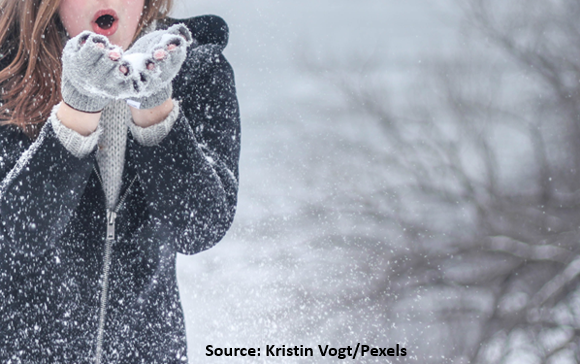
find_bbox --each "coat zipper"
[93,166,137,364]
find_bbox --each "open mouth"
[96,14,115,30]
[92,10,118,36]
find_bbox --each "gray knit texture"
[52,100,179,209]
[61,77,111,113]
[127,100,180,146]
[61,32,131,112]
[61,23,189,112]
[123,24,192,109]
[49,103,102,158]
[126,83,173,110]
[96,100,130,209]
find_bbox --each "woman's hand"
[123,24,193,111]
[60,31,130,113]
[57,25,193,132]
[57,31,132,135]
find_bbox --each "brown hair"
[0,0,173,138]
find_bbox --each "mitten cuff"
[61,78,110,113]
[50,102,103,158]
[127,100,180,146]
[126,84,173,110]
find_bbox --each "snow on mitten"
[61,31,131,112]
[123,24,193,110]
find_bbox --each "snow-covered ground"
[171,1,461,362]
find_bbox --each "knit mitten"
[123,24,193,109]
[61,32,131,112]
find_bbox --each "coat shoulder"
[159,15,229,49]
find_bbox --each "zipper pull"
[106,210,117,241]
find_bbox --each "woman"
[0,0,240,362]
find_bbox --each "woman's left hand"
[122,23,194,110]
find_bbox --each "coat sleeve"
[0,123,96,255]
[126,38,241,255]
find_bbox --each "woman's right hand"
[60,31,130,113]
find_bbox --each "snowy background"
[169,1,580,363]
[173,0,457,363]
[171,1,461,362]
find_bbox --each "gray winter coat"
[0,15,240,364]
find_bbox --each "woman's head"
[59,0,145,50]
[58,0,173,50]
[0,0,173,137]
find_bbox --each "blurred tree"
[301,0,580,362]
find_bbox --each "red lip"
[92,9,119,36]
